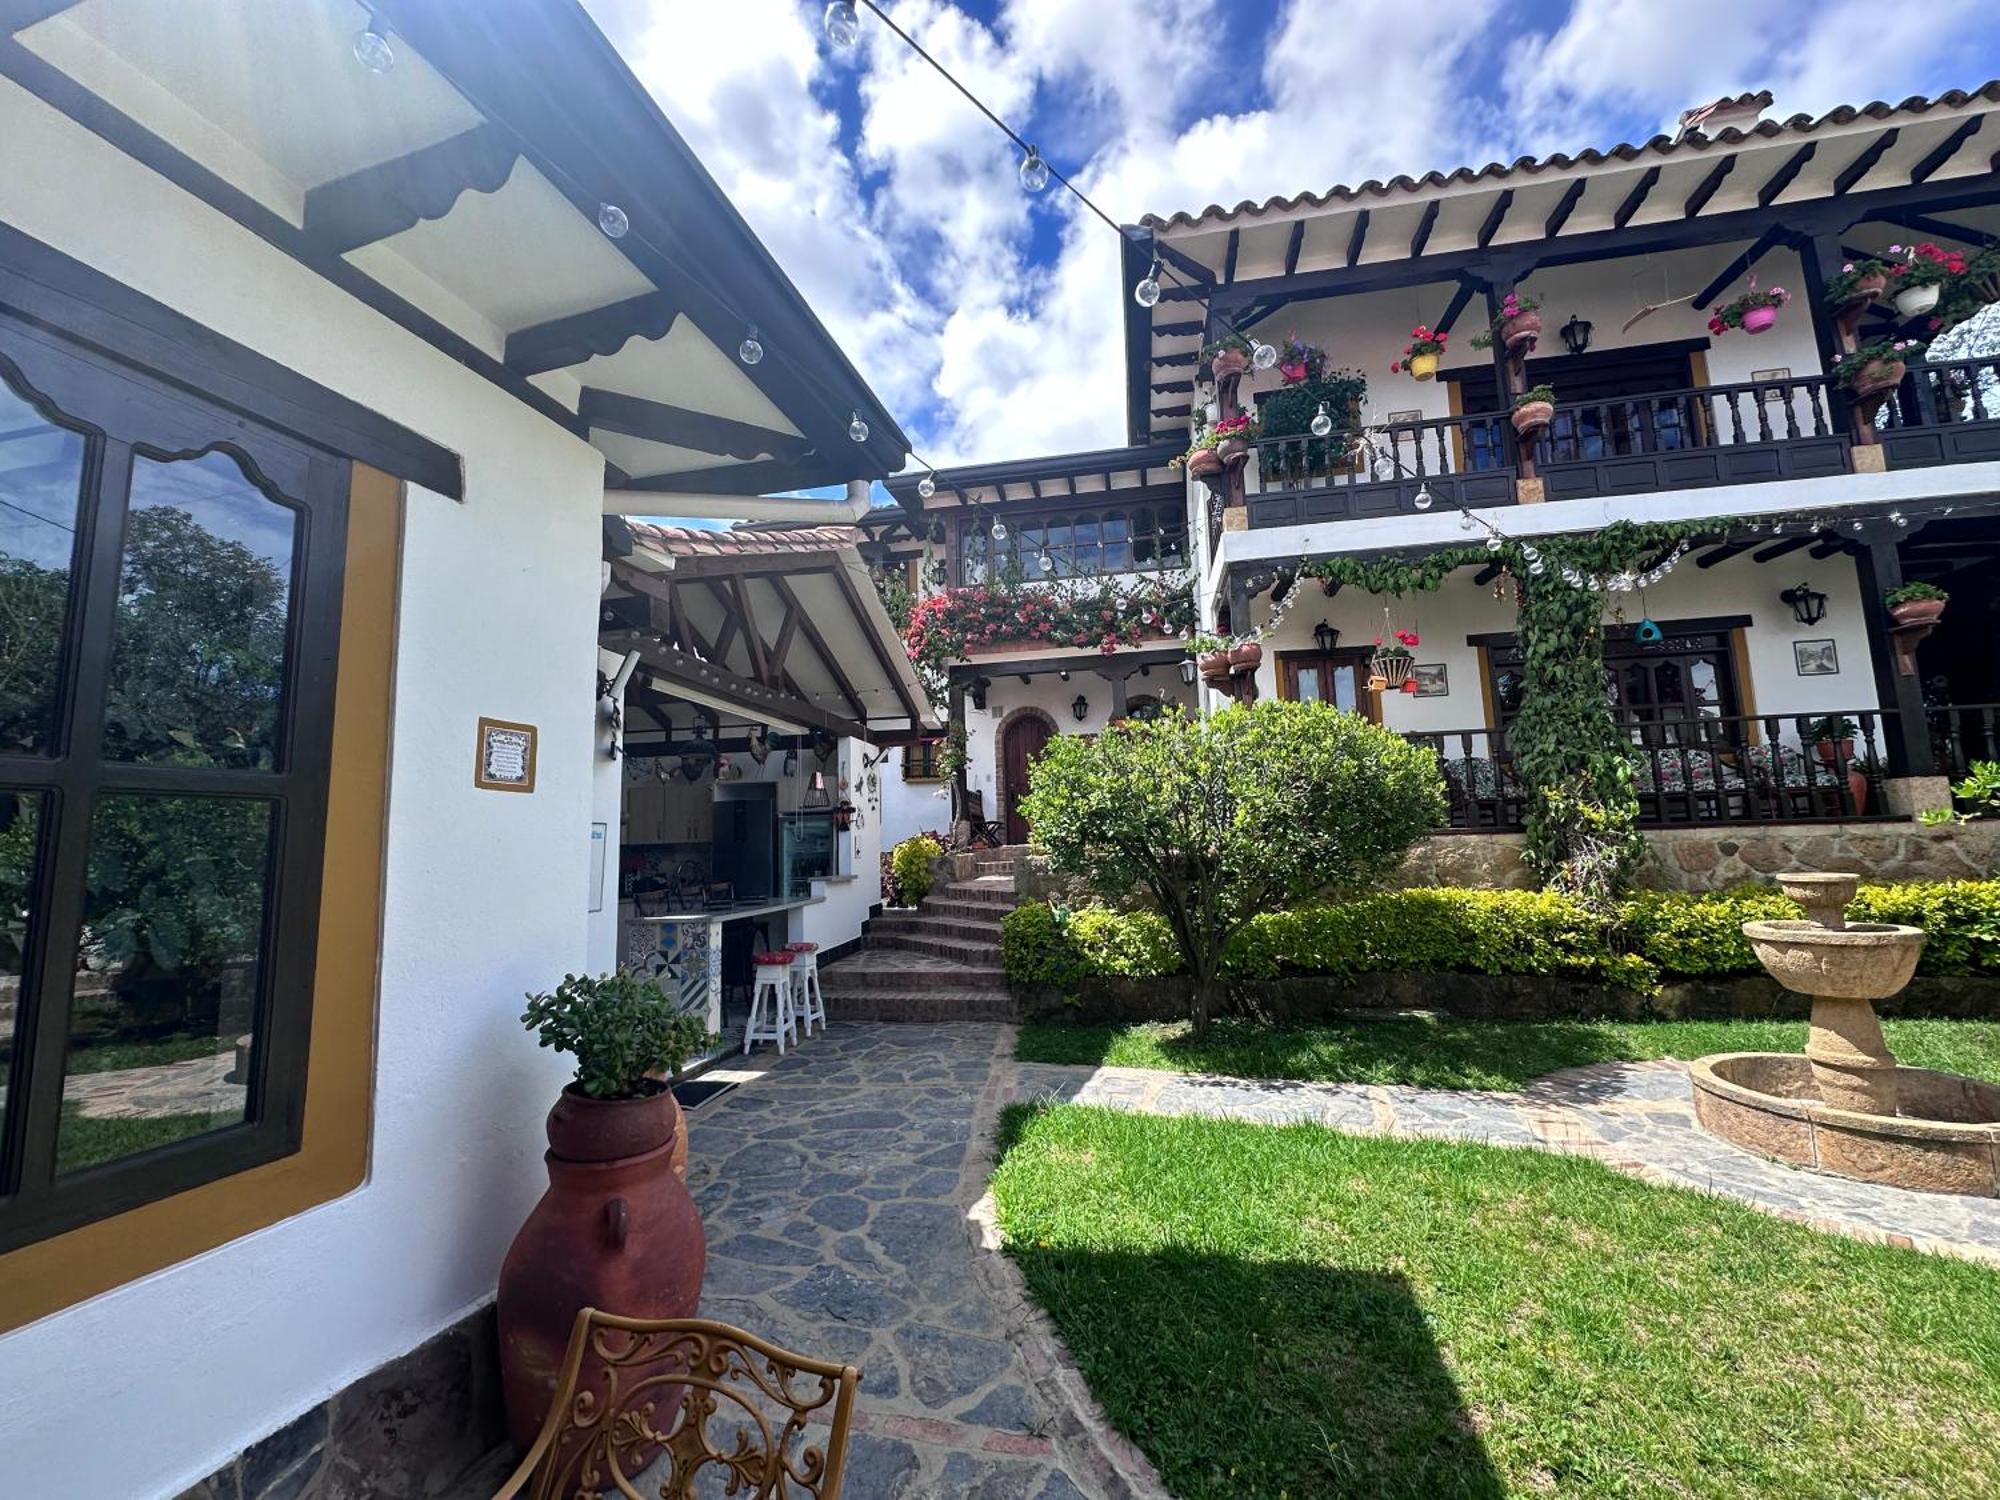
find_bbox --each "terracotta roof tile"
[1141,82,2000,232]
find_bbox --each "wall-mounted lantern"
[1071,693,1090,723]
[1560,313,1593,356]
[1178,655,1198,686]
[1780,582,1829,626]
[1313,619,1340,654]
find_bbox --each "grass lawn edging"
[1005,881,2000,1023]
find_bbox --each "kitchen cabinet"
[622,778,712,846]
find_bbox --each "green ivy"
[1303,519,1706,900]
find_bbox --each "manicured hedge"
[1002,881,2000,995]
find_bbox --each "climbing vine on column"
[1303,520,1704,904]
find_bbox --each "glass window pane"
[0,383,86,754]
[0,790,44,1161]
[1070,515,1099,575]
[1102,511,1132,572]
[57,793,273,1174]
[1332,665,1359,714]
[1293,666,1324,702]
[103,451,298,770]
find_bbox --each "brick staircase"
[817,847,1030,1022]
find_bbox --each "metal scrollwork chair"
[493,1311,861,1500]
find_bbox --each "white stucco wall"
[877,754,952,851]
[0,76,612,1496]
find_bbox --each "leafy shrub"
[521,971,715,1099]
[890,833,945,908]
[1001,881,2000,994]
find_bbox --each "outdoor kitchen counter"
[620,895,824,1048]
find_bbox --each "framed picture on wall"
[1794,639,1839,676]
[1412,663,1449,697]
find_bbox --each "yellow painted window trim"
[0,465,401,1335]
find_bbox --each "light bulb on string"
[738,326,764,365]
[1891,510,1908,527]
[1036,549,1054,575]
[1529,559,1546,576]
[1459,512,1476,532]
[597,203,630,239]
[353,26,395,72]
[917,472,936,499]
[1413,482,1433,510]
[1019,147,1050,193]
[824,1,860,47]
[1251,340,1278,371]
[1849,518,1864,531]
[848,411,870,443]
[1309,403,1333,438]
[1485,535,1503,552]
[1133,259,1161,308]
[990,516,1008,542]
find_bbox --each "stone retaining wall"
[1023,973,2000,1026]
[1396,820,2000,894]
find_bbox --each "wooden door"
[1001,715,1055,844]
[1278,652,1380,721]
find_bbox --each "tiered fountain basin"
[1689,872,2000,1197]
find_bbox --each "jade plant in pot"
[1511,383,1557,437]
[1884,579,1948,628]
[497,972,717,1452]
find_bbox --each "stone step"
[865,931,1002,965]
[817,958,1011,993]
[940,881,1018,907]
[918,897,1019,924]
[820,989,1021,1023]
[870,912,1008,944]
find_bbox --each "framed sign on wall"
[476,717,538,792]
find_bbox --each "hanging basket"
[1407,351,1439,381]
[1893,282,1941,318]
[1739,304,1779,334]
[1370,650,1414,688]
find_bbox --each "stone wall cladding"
[174,1306,506,1500]
[1396,821,1999,894]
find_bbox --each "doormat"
[673,1078,739,1111]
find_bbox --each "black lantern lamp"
[1560,313,1593,356]
[1780,581,1828,626]
[1313,618,1340,654]
[1178,654,1198,686]
[1071,693,1090,722]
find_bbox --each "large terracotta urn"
[497,1086,706,1452]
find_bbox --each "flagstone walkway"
[683,1023,2000,1500]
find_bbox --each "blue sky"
[584,0,2000,494]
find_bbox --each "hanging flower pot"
[1370,648,1414,687]
[1885,582,1948,629]
[1501,309,1543,349]
[1847,270,1887,306]
[1739,305,1779,334]
[1709,286,1789,337]
[1187,447,1223,477]
[1893,281,1941,317]
[1407,351,1439,381]
[1393,326,1447,379]
[1199,649,1233,686]
[1229,641,1263,675]
[1511,385,1557,437]
[1832,340,1924,402]
[1209,346,1250,379]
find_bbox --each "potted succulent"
[1707,285,1790,336]
[1830,338,1925,399]
[1887,242,1968,318]
[1884,580,1948,627]
[1823,258,1892,311]
[1204,332,1253,380]
[1511,383,1557,437]
[1469,290,1543,352]
[1392,324,1448,380]
[1277,332,1327,386]
[1370,628,1418,688]
[498,972,717,1452]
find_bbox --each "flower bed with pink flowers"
[903,576,1196,671]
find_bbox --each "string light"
[1251,340,1278,371]
[1309,403,1332,438]
[1133,258,1162,308]
[824,1,860,48]
[848,411,870,443]
[991,516,1009,542]
[1019,146,1050,194]
[737,326,764,365]
[596,203,629,239]
[352,26,395,72]
[917,472,937,499]
[1412,482,1433,511]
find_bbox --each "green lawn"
[991,1103,2000,1499]
[65,1032,236,1075]
[56,1106,226,1173]
[1016,1015,2000,1091]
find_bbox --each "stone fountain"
[1690,871,2000,1196]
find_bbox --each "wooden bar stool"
[786,941,825,1037]
[744,951,797,1055]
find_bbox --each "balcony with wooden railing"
[1238,361,2000,534]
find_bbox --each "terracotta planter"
[1848,770,1870,815]
[1186,447,1223,477]
[1199,649,1233,686]
[1842,271,1889,307]
[1407,351,1439,381]
[498,1085,706,1453]
[1889,597,1946,628]
[1371,651,1413,687]
[1893,282,1940,318]
[1501,310,1542,349]
[1229,641,1263,675]
[1813,738,1856,766]
[1739,304,1779,335]
[1210,347,1249,379]
[1849,358,1906,398]
[1218,436,1252,464]
[1511,400,1554,436]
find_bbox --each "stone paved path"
[683,1024,2000,1500]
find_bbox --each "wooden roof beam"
[1691,224,1789,310]
[302,122,520,253]
[1476,190,1514,248]
[1153,238,1216,288]
[1409,200,1441,257]
[1345,209,1370,266]
[579,388,809,461]
[766,572,869,722]
[1751,536,1812,564]
[1833,128,1898,194]
[1435,279,1479,335]
[1543,179,1586,238]
[1877,208,1998,248]
[505,289,682,375]
[1684,155,1738,217]
[1283,220,1306,274]
[1757,142,1816,206]
[1222,229,1240,283]
[1909,117,1983,183]
[1613,166,1661,228]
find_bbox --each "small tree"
[1020,700,1447,1032]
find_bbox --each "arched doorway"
[999,710,1055,845]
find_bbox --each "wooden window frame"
[901,738,943,783]
[0,310,350,1252]
[1275,649,1381,722]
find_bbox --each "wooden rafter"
[1691,224,1788,310]
[1476,190,1514,248]
[1613,166,1661,228]
[1684,155,1737,217]
[1283,220,1305,274]
[579,388,809,461]
[1752,537,1812,564]
[828,563,927,725]
[302,123,519,253]
[728,573,769,685]
[1544,180,1586,237]
[1833,129,1898,194]
[1756,142,1816,207]
[613,635,869,742]
[1222,229,1240,283]
[1909,117,1983,183]
[1409,200,1441,256]
[1345,209,1370,266]
[1435,279,1478,334]
[765,572,868,722]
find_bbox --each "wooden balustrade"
[1929,702,2000,777]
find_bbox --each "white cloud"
[589,0,1996,475]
